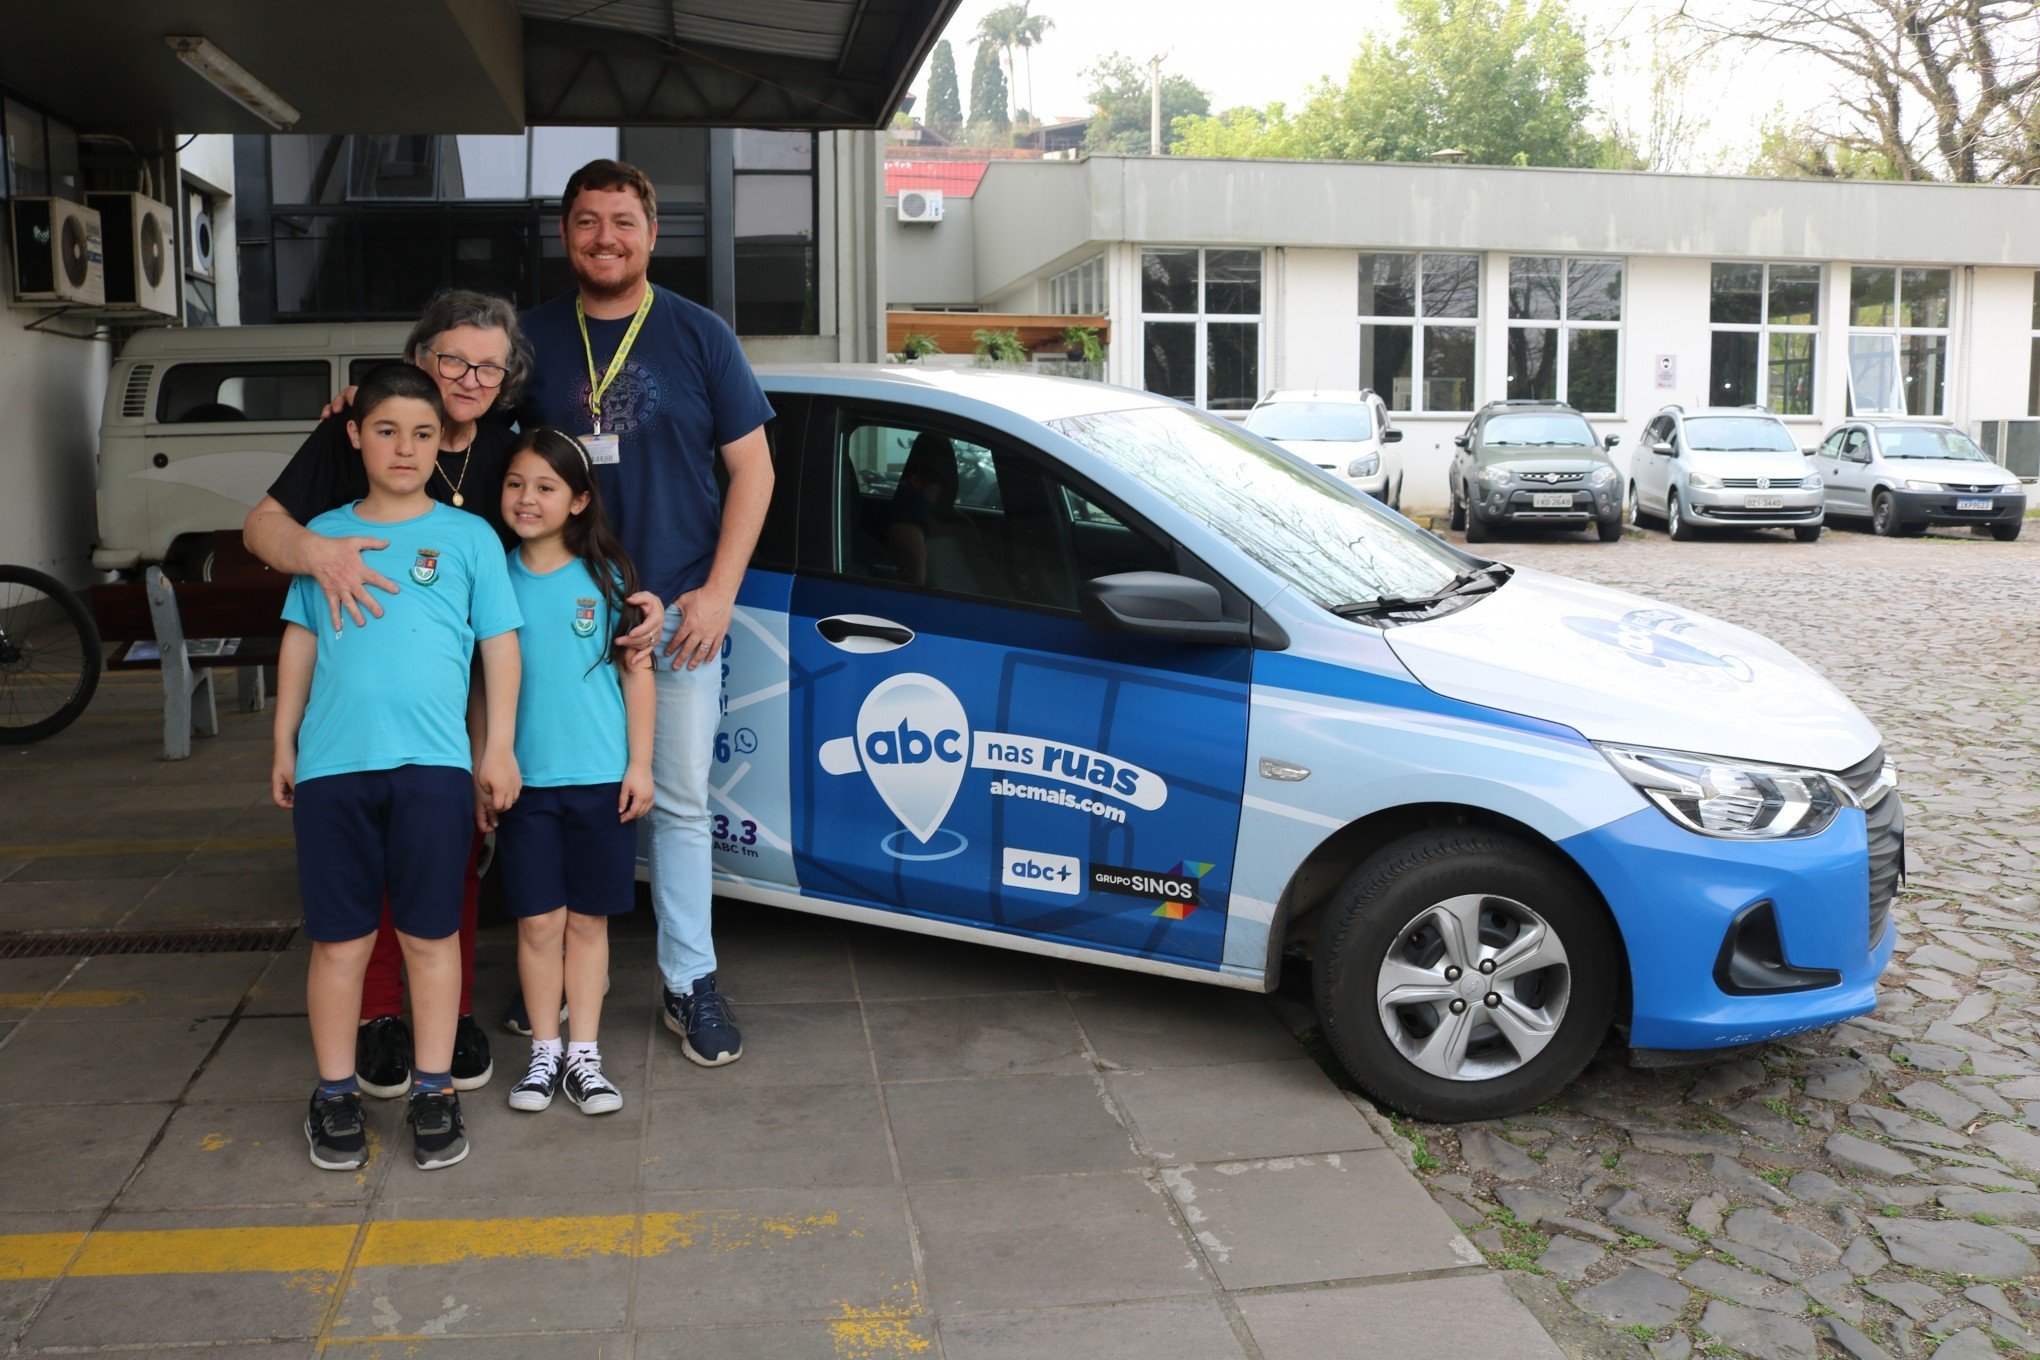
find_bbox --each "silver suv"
[1628,406,1824,542]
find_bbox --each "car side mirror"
[1081,572,1258,648]
[1603,433,1621,449]
[1382,428,1404,444]
[1651,440,1675,456]
[1452,435,1469,450]
[1802,447,1818,457]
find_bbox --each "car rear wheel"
[1991,522,2023,542]
[1871,491,1903,537]
[1312,828,1619,1122]
[1667,491,1697,541]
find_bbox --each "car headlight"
[1902,479,1939,492]
[1347,453,1381,477]
[1478,465,1510,489]
[1597,743,1863,840]
[1589,465,1618,486]
[1804,474,1823,490]
[1689,472,1724,490]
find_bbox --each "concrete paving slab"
[244,946,311,1013]
[17,1345,320,1359]
[884,1073,1140,1182]
[864,993,1091,1082]
[1108,1059,1384,1163]
[0,1211,96,1344]
[6,851,192,882]
[1067,977,1304,1069]
[648,1000,873,1089]
[1160,1150,1479,1290]
[0,957,79,1019]
[909,1170,1200,1314]
[1238,1274,1568,1360]
[371,1094,648,1206]
[0,1102,172,1212]
[0,1015,224,1104]
[332,1337,623,1359]
[849,930,1060,999]
[174,846,299,876]
[0,877,153,931]
[124,869,300,926]
[630,1186,918,1329]
[635,1318,936,1358]
[710,926,857,1004]
[938,1297,1249,1360]
[642,1084,895,1192]
[47,950,270,1021]
[187,1016,315,1102]
[119,1098,380,1210]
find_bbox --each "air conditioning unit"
[8,198,104,307]
[87,192,179,317]
[898,189,945,223]
[185,186,215,278]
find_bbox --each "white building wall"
[1272,248,1358,394]
[1961,267,2035,425]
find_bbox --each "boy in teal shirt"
[271,364,523,1173]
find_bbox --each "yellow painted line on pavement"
[0,834,293,861]
[0,989,145,1011]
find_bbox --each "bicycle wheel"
[0,565,102,743]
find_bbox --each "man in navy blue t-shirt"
[518,158,775,1068]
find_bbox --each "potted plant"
[1062,325,1104,365]
[896,331,939,363]
[971,327,1028,366]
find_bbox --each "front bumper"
[1890,488,2027,527]
[1560,800,1898,1050]
[1684,487,1823,527]
[1481,483,1621,524]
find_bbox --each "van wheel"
[1313,829,1618,1122]
[1448,488,1465,531]
[1667,492,1696,541]
[162,535,216,583]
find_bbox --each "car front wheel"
[1312,828,1619,1122]
[1448,486,1466,531]
[1463,501,1492,543]
[1991,522,2023,542]
[1667,491,1697,541]
[1871,491,1904,537]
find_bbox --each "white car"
[1244,389,1405,509]
[1809,421,2025,540]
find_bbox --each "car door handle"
[816,614,915,652]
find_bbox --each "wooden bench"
[89,533,289,759]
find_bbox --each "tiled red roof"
[885,161,990,198]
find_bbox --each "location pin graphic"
[854,673,970,843]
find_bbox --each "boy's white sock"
[568,1040,599,1064]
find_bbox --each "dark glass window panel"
[1509,257,1561,320]
[271,135,349,205]
[45,118,79,198]
[1851,266,1895,326]
[2032,272,2040,329]
[183,276,218,328]
[1361,323,1414,410]
[1507,327,1557,400]
[1709,330,1758,405]
[350,136,437,198]
[156,361,332,423]
[529,127,619,199]
[451,212,533,304]
[444,135,528,199]
[1710,263,1763,325]
[1422,253,1479,319]
[652,219,712,308]
[735,174,813,239]
[1143,320,1195,401]
[1566,328,1619,412]
[272,215,352,316]
[1566,259,1622,321]
[623,128,709,206]
[1140,249,1198,314]
[359,214,446,317]
[539,233,574,304]
[3,99,46,196]
[1767,333,1816,415]
[1424,324,1476,412]
[1899,268,1950,328]
[735,241,812,334]
[732,130,812,171]
[1768,264,1820,326]
[2030,337,2040,417]
[1358,253,1415,317]
[1206,322,1259,410]
[1204,249,1262,315]
[1900,333,1947,415]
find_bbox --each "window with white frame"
[1357,252,1479,413]
[1846,266,1950,416]
[1707,263,1819,415]
[1140,247,1261,412]
[2029,272,2038,417]
[1506,257,1623,413]
[1049,255,1106,316]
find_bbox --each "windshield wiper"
[1331,566,1509,620]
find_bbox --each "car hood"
[1881,459,2023,489]
[1383,568,1878,772]
[1272,438,1375,467]
[1479,451,1608,473]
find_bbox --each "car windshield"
[1244,401,1374,443]
[1876,426,1990,462]
[1684,417,1796,452]
[1050,405,1471,614]
[1484,412,1597,447]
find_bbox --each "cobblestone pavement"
[1376,522,2040,1360]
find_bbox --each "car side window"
[1817,430,1845,458]
[1841,429,1868,462]
[833,415,1170,612]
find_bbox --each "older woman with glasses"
[242,287,534,1102]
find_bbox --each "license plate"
[1743,495,1784,509]
[1957,498,1992,511]
[1532,493,1573,508]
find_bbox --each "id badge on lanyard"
[577,289,653,470]
[583,432,621,466]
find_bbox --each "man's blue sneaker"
[662,974,742,1067]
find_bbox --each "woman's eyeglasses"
[427,351,510,388]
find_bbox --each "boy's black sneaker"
[451,1013,492,1090]
[305,1090,369,1171]
[563,1052,623,1115]
[507,1047,561,1112]
[355,1016,411,1099]
[406,1089,470,1171]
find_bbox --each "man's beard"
[574,258,648,302]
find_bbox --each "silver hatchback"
[1628,406,1824,542]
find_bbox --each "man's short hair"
[351,362,446,428]
[562,159,658,222]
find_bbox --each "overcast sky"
[910,0,1820,170]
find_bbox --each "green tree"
[975,3,1054,125]
[925,39,962,138]
[1082,53,1212,155]
[967,38,1010,134]
[1171,0,1601,167]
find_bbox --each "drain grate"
[0,926,297,959]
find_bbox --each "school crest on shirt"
[573,597,599,638]
[410,548,440,586]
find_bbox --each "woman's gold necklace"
[436,436,474,507]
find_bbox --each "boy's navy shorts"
[497,782,636,918]
[292,765,472,942]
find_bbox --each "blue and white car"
[698,367,1902,1121]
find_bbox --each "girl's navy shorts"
[496,782,638,918]
[292,765,472,942]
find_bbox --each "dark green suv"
[1448,399,1624,543]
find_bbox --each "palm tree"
[975,3,1051,125]
[1013,4,1053,125]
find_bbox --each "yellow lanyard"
[575,286,655,435]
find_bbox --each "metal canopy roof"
[0,0,957,143]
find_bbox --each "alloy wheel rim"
[1375,893,1572,1082]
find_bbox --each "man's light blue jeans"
[649,602,722,993]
